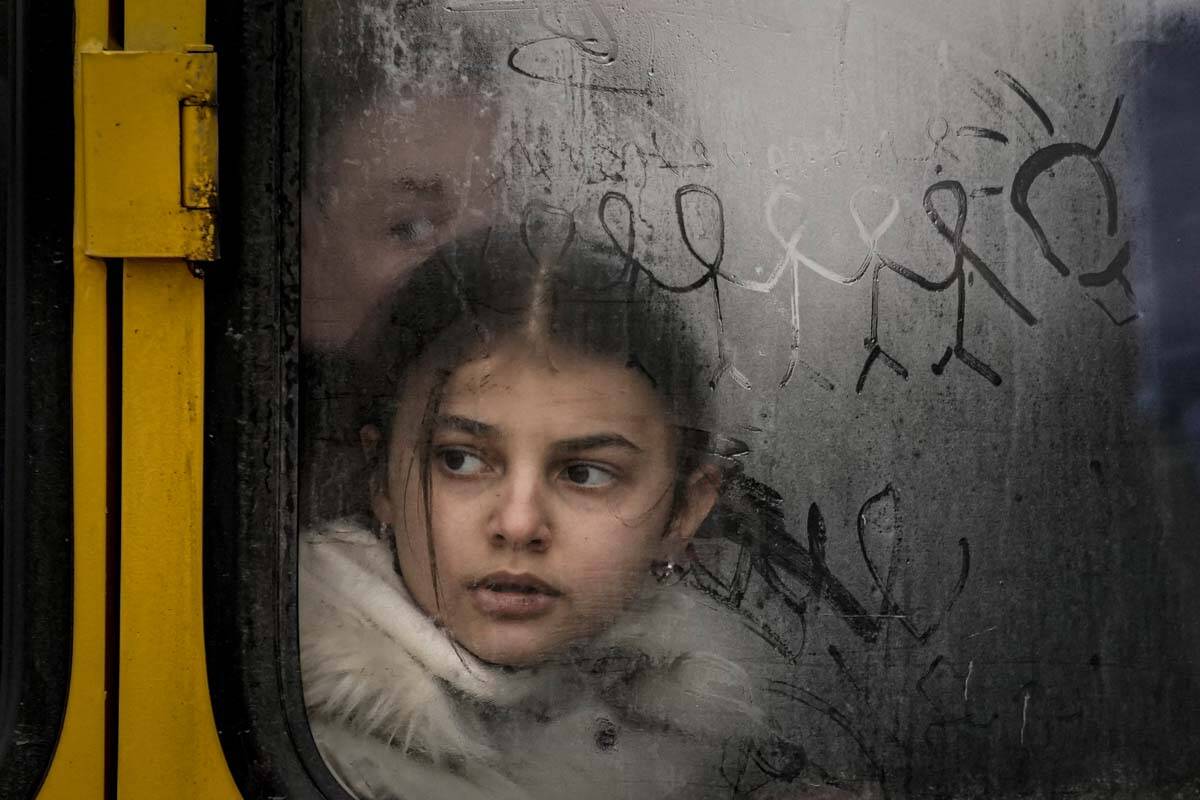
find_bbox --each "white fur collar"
[299,519,771,782]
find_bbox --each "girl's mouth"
[468,571,562,618]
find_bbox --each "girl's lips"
[468,571,562,618]
[470,586,559,618]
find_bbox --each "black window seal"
[0,0,75,794]
[204,0,355,796]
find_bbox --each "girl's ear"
[360,424,395,525]
[665,463,721,551]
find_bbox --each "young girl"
[299,221,813,799]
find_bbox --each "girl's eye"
[438,448,487,476]
[562,463,616,488]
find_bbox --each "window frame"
[199,3,1200,797]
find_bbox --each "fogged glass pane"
[298,2,1200,797]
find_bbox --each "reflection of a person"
[301,2,498,351]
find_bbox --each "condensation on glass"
[297,2,1200,798]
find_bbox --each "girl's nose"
[489,470,551,552]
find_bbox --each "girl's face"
[370,337,718,667]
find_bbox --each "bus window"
[207,2,1200,798]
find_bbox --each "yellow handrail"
[41,0,243,795]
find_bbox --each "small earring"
[377,521,395,539]
[650,558,686,584]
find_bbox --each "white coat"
[298,519,804,800]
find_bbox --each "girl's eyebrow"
[556,434,642,454]
[434,415,641,453]
[434,414,496,437]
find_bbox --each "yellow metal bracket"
[42,0,241,796]
[80,46,218,260]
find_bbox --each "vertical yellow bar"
[116,1,241,798]
[124,0,206,51]
[119,261,239,799]
[47,0,243,796]
[36,0,113,796]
